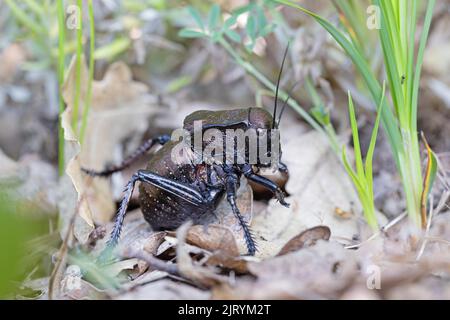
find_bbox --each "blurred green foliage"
[0,188,51,298]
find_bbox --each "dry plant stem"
[48,198,81,300]
[344,212,408,250]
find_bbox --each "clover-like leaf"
[225,29,241,43]
[178,28,206,39]
[208,4,221,31]
[187,6,205,30]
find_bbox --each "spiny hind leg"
[99,169,209,262]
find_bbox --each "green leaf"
[256,5,267,32]
[305,77,330,126]
[246,15,256,41]
[341,146,365,194]
[259,23,275,37]
[245,40,255,52]
[188,6,204,30]
[411,0,435,130]
[347,92,365,183]
[93,37,131,60]
[223,15,237,30]
[233,4,252,16]
[365,82,386,198]
[211,31,222,43]
[166,75,192,93]
[178,28,206,39]
[208,4,221,30]
[225,29,241,43]
[5,0,45,34]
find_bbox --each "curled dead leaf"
[62,54,159,228]
[277,225,331,256]
[185,224,239,257]
[176,222,228,288]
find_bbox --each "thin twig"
[48,196,83,300]
[344,212,408,249]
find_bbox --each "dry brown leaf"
[60,265,107,300]
[185,224,239,257]
[277,225,331,256]
[176,222,228,288]
[59,72,94,243]
[92,209,157,258]
[143,231,168,255]
[213,241,357,299]
[62,55,159,225]
[206,253,249,274]
[0,43,26,83]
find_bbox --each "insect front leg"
[82,134,170,177]
[278,161,288,174]
[241,164,289,207]
[224,170,256,256]
[99,169,209,262]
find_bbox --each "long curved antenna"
[272,43,290,129]
[277,81,301,127]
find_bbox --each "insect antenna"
[277,81,301,127]
[272,43,290,129]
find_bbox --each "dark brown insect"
[83,46,292,257]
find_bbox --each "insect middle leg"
[82,134,170,177]
[225,169,256,256]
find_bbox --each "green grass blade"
[347,92,365,182]
[365,82,386,199]
[276,0,402,165]
[73,0,83,132]
[23,0,45,17]
[341,146,365,194]
[411,0,435,132]
[5,0,45,34]
[405,0,417,123]
[57,0,65,176]
[376,0,406,125]
[80,0,95,146]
